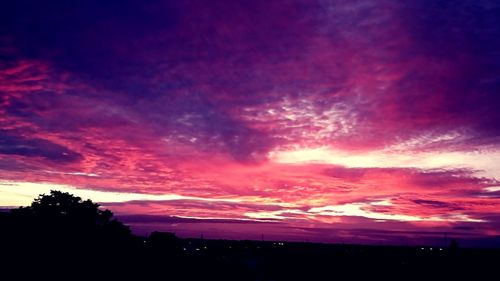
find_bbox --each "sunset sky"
[1,0,500,246]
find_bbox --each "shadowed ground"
[1,191,498,280]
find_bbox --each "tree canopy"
[3,190,135,246]
[0,190,141,278]
[14,190,112,224]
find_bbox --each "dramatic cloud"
[1,0,499,246]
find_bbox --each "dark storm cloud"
[412,199,461,209]
[0,130,82,163]
[0,0,176,81]
[3,0,499,153]
[0,158,35,172]
[1,0,305,161]
[387,0,500,142]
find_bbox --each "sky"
[1,0,500,247]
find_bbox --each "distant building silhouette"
[148,231,177,246]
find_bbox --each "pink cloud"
[1,0,500,246]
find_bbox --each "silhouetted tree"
[1,191,141,273]
[9,190,132,241]
[0,190,146,279]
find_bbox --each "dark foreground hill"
[1,191,498,280]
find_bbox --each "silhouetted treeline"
[0,191,142,279]
[1,191,499,280]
